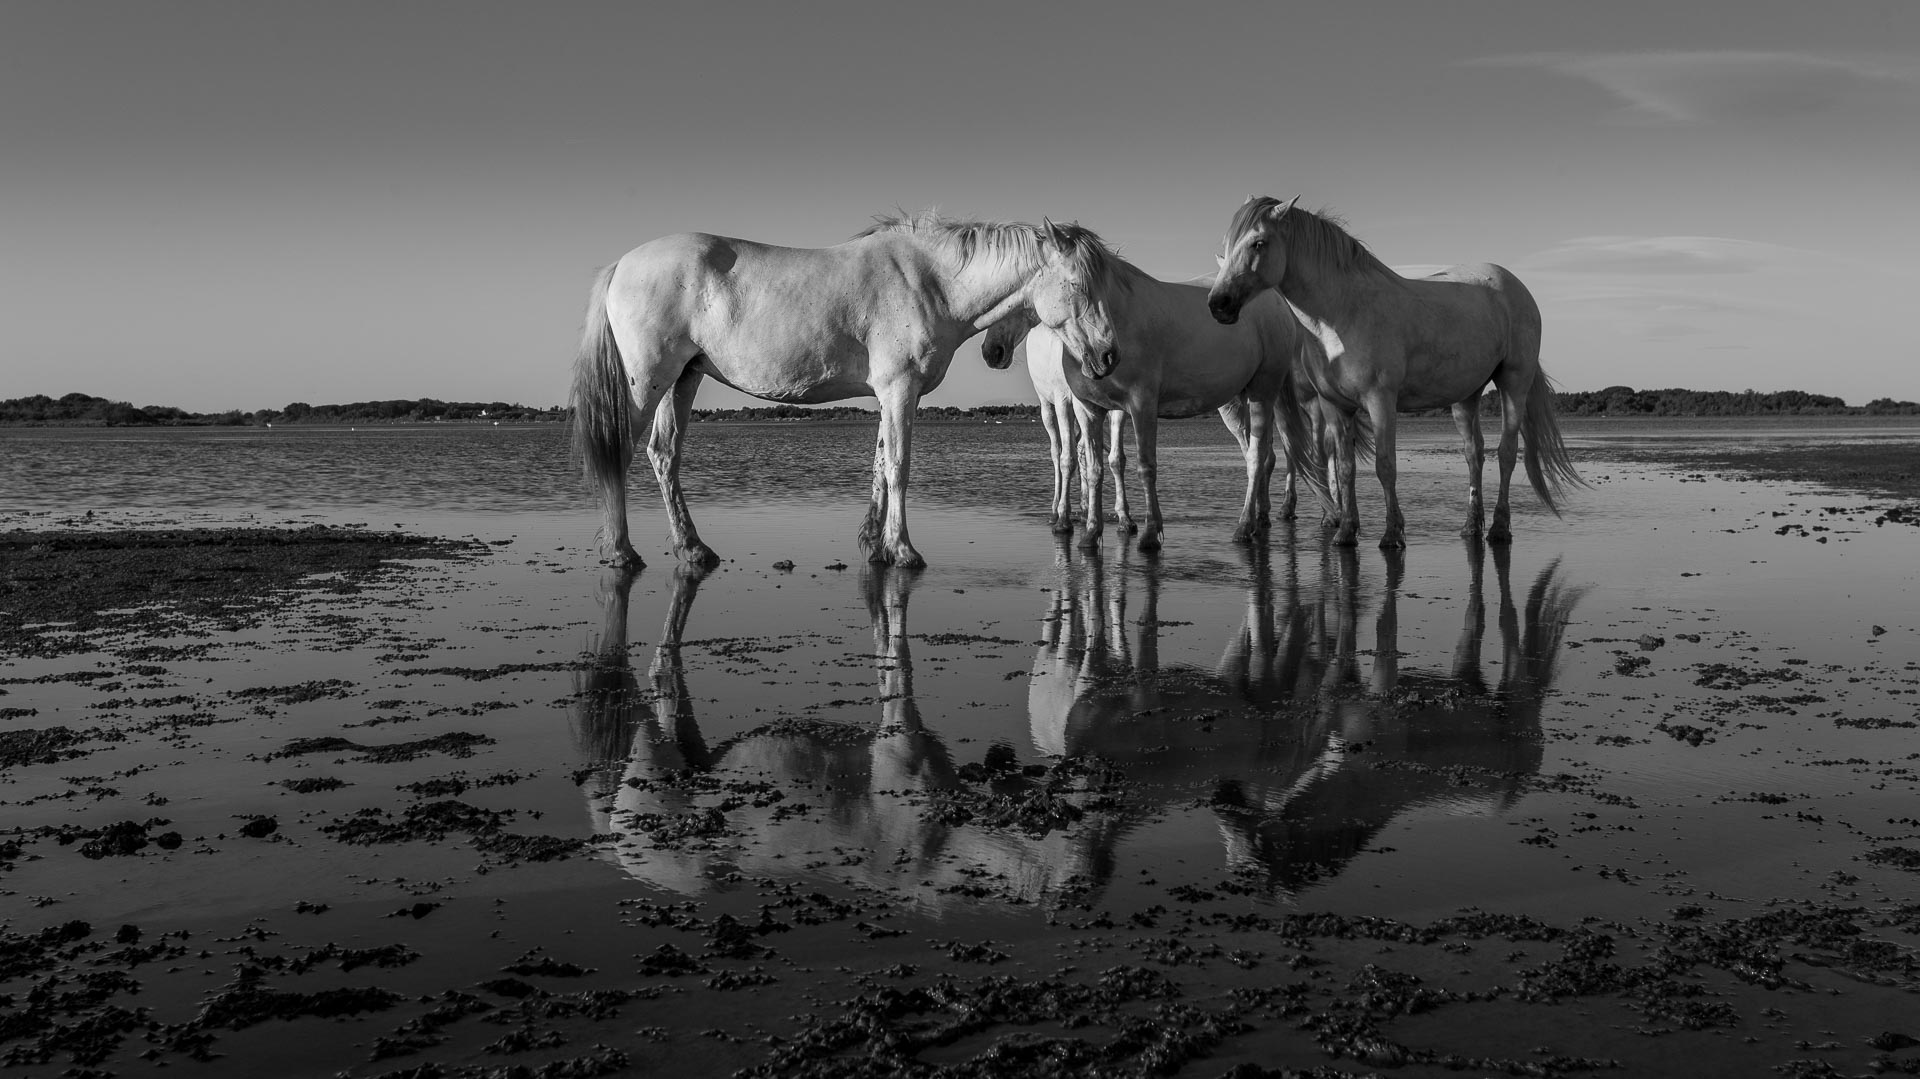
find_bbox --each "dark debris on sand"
[0,525,484,659]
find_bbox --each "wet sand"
[3,435,1919,1078]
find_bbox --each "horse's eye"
[1250,239,1266,251]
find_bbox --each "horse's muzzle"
[1207,295,1240,325]
[983,343,1010,369]
[1082,349,1119,381]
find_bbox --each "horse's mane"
[856,210,1125,292]
[1230,197,1398,282]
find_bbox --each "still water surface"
[3,418,1915,920]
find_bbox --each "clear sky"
[5,1,1917,411]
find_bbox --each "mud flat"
[4,446,1920,1077]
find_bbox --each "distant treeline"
[0,393,565,427]
[1552,386,1919,417]
[4,387,1917,428]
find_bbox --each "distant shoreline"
[4,386,1917,428]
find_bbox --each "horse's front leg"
[874,383,925,568]
[1232,398,1274,543]
[1133,410,1164,553]
[1075,400,1106,550]
[1368,394,1406,549]
[648,366,720,567]
[1453,400,1486,540]
[1106,411,1136,533]
[1038,400,1069,532]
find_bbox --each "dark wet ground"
[2,420,1918,1078]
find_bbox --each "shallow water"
[3,417,1919,1075]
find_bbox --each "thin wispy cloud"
[1519,235,1803,275]
[1469,50,1917,123]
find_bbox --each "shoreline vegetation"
[3,387,1918,428]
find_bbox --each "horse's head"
[980,308,1036,369]
[1030,218,1120,381]
[1208,195,1298,325]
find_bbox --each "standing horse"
[573,213,1122,570]
[1207,196,1582,547]
[981,263,1322,553]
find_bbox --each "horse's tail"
[1520,370,1586,516]
[570,263,631,502]
[1344,405,1375,465]
[1278,363,1332,510]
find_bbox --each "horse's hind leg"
[874,381,926,569]
[648,365,720,567]
[1487,375,1526,544]
[861,425,889,560]
[598,399,646,569]
[1039,400,1073,533]
[1453,398,1486,539]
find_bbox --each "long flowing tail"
[570,264,631,507]
[1520,371,1586,516]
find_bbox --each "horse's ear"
[1272,195,1301,219]
[1214,253,1227,269]
[1042,217,1068,250]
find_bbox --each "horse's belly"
[694,353,870,405]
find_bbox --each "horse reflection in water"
[1029,538,1585,894]
[571,565,1114,903]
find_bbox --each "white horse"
[980,264,1323,553]
[1209,196,1582,547]
[990,316,1367,541]
[573,213,1123,570]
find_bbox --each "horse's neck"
[946,249,1047,329]
[1282,263,1393,334]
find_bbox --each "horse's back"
[1414,263,1540,329]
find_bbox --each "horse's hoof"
[868,547,891,564]
[1118,517,1138,534]
[1486,529,1513,546]
[892,549,927,570]
[1050,519,1074,535]
[1077,532,1101,551]
[1333,528,1359,548]
[677,543,721,567]
[1138,535,1163,554]
[1379,534,1407,550]
[1230,528,1252,545]
[610,547,646,570]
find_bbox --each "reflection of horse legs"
[646,563,714,769]
[648,366,721,567]
[1369,549,1405,697]
[1452,540,1490,693]
[1453,400,1486,539]
[863,566,955,857]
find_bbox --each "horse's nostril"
[1102,349,1117,369]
